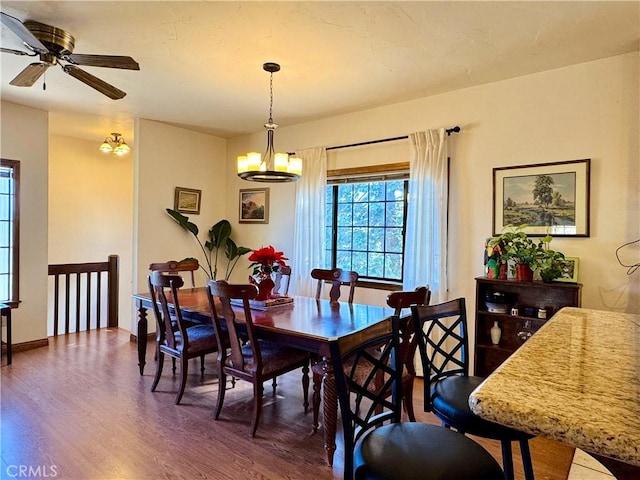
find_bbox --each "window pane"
[385,228,403,253]
[337,203,353,226]
[369,182,385,201]
[337,184,353,202]
[385,253,403,280]
[353,203,368,226]
[337,227,353,250]
[353,184,369,202]
[336,250,352,271]
[369,202,384,227]
[368,227,384,252]
[352,252,367,274]
[386,201,404,227]
[385,180,405,201]
[367,252,384,277]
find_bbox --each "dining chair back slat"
[149,259,199,288]
[311,268,358,303]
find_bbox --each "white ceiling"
[1,1,638,143]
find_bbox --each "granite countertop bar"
[469,307,640,467]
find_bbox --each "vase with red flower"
[248,245,288,301]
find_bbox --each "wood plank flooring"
[1,328,574,479]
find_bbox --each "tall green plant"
[166,209,250,280]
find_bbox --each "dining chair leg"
[200,355,205,374]
[251,381,264,437]
[272,377,277,393]
[312,371,322,432]
[520,439,535,480]
[151,351,165,392]
[501,440,515,480]
[175,356,189,405]
[403,377,416,421]
[302,364,310,413]
[213,372,227,420]
[172,357,177,374]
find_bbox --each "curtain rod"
[325,126,460,151]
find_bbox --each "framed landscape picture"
[174,187,201,214]
[239,188,269,224]
[493,159,590,237]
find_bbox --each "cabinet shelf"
[474,277,581,377]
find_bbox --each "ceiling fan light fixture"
[237,63,302,183]
[100,133,131,155]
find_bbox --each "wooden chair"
[148,271,218,404]
[412,298,535,480]
[148,258,199,287]
[206,279,310,437]
[148,259,200,370]
[311,267,358,303]
[310,267,359,429]
[272,265,291,296]
[385,286,430,421]
[331,315,504,480]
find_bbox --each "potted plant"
[166,209,251,280]
[488,225,542,281]
[537,235,568,283]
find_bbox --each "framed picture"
[556,257,579,283]
[239,188,269,224]
[174,187,201,214]
[493,159,590,237]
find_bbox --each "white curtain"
[291,147,327,296]
[403,128,449,304]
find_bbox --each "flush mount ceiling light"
[99,132,131,156]
[237,63,302,183]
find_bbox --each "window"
[0,159,19,306]
[325,175,408,283]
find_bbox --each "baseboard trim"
[129,332,156,343]
[5,337,49,354]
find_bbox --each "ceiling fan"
[0,11,139,99]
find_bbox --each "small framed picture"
[556,257,579,283]
[174,187,201,215]
[239,188,269,224]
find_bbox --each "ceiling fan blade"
[67,53,140,70]
[63,65,126,100]
[1,47,33,56]
[0,12,48,53]
[9,62,49,87]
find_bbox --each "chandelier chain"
[269,71,274,123]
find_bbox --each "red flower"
[248,245,288,267]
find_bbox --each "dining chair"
[385,286,431,421]
[310,267,359,429]
[412,298,535,480]
[206,279,310,437]
[331,315,504,480]
[147,271,219,404]
[148,258,199,287]
[272,265,291,296]
[311,267,358,303]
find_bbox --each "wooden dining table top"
[133,288,395,357]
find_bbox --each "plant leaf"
[166,208,199,236]
[209,219,231,248]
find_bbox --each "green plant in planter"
[488,224,543,275]
[166,209,251,280]
[537,235,568,283]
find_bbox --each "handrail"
[48,255,119,335]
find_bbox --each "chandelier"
[99,133,131,156]
[237,63,302,183]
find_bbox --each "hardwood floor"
[1,328,574,479]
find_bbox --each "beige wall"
[133,119,227,331]
[48,134,134,333]
[0,102,49,344]
[227,52,640,315]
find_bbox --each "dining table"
[469,307,640,480]
[132,288,394,467]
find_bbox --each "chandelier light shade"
[237,63,302,183]
[99,133,131,156]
